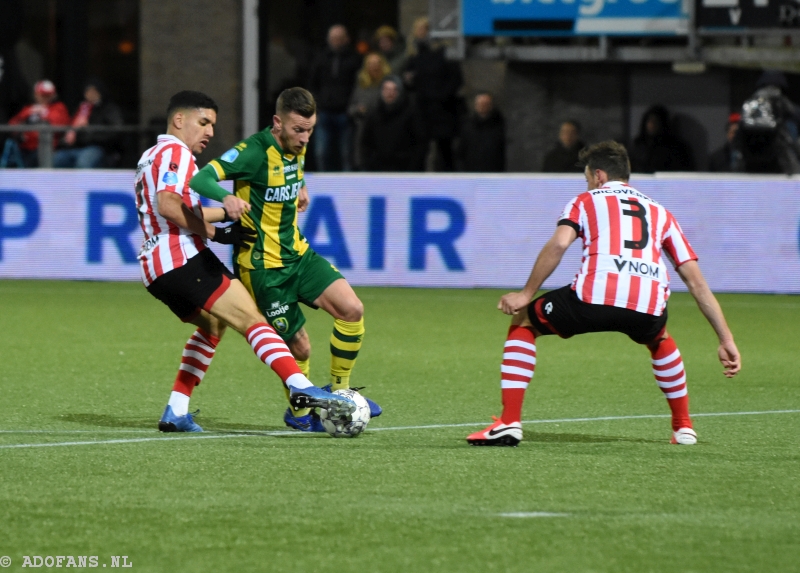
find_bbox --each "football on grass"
[319,388,371,438]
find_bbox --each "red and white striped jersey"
[559,181,697,316]
[134,134,207,286]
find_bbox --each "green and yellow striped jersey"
[208,128,309,270]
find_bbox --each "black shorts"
[146,249,235,322]
[527,285,667,344]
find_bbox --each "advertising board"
[1,171,798,294]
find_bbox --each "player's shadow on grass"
[58,413,156,429]
[57,413,288,433]
[525,432,659,444]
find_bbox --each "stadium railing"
[0,124,159,168]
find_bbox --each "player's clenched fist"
[222,194,250,221]
[498,292,531,315]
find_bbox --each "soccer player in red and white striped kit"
[467,141,741,446]
[135,91,354,432]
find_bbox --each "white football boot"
[671,427,697,445]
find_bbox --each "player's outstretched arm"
[157,191,217,239]
[498,225,577,315]
[203,207,227,223]
[190,166,250,220]
[677,260,741,378]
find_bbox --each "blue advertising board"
[462,0,689,36]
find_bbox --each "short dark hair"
[166,91,218,119]
[276,87,316,118]
[578,140,630,180]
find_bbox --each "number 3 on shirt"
[621,199,649,251]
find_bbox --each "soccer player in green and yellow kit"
[190,87,379,431]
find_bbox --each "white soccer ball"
[319,388,371,438]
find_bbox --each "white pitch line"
[0,409,798,450]
[498,512,570,518]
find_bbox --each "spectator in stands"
[54,78,123,168]
[630,105,694,173]
[402,17,463,171]
[308,24,362,171]
[7,80,70,167]
[542,120,585,173]
[360,75,425,172]
[708,113,742,172]
[736,70,800,174]
[349,52,391,170]
[457,92,505,172]
[374,25,406,74]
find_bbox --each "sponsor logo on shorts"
[272,317,289,333]
[162,171,178,185]
[221,148,239,162]
[266,301,289,318]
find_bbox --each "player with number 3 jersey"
[467,141,741,447]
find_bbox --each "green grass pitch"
[0,280,798,572]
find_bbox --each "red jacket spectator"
[8,80,70,151]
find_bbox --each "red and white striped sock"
[650,336,692,431]
[245,323,310,389]
[500,325,537,424]
[168,328,220,416]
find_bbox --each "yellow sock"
[330,318,364,390]
[284,358,311,417]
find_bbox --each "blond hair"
[357,53,391,88]
[406,17,430,57]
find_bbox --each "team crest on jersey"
[272,317,289,334]
[221,148,239,163]
[272,164,281,176]
[162,171,178,185]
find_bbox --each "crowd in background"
[3,16,800,175]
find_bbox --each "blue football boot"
[283,408,326,432]
[158,405,203,433]
[287,384,355,419]
[323,384,382,418]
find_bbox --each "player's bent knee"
[645,329,670,352]
[341,298,364,322]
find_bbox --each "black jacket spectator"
[308,45,362,113]
[458,108,505,172]
[630,105,695,173]
[76,82,124,151]
[542,142,585,172]
[403,42,463,141]
[361,78,425,172]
